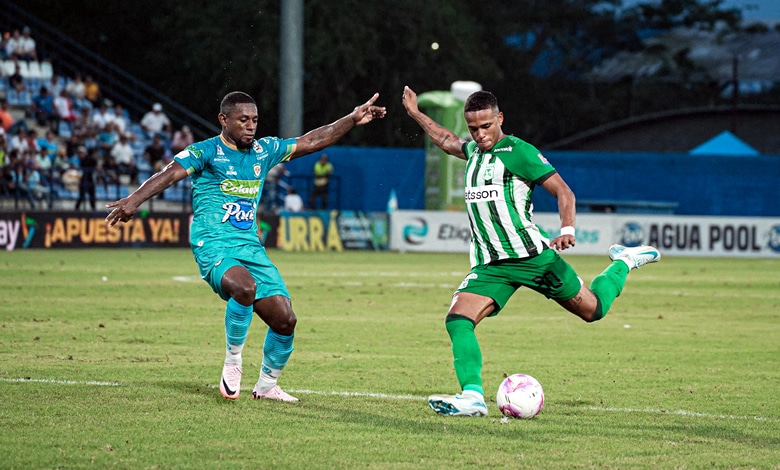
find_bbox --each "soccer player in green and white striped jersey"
[402,86,660,417]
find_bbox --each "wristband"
[560,226,575,237]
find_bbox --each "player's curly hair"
[464,91,499,113]
[220,91,256,115]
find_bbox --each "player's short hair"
[220,91,256,115]
[464,91,499,113]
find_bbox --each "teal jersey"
[462,135,557,267]
[174,135,296,252]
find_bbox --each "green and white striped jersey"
[462,135,557,267]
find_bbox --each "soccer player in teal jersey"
[402,86,660,417]
[106,91,386,401]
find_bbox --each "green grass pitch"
[1,248,778,468]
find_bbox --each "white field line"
[2,377,775,423]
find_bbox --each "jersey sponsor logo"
[537,153,550,165]
[464,185,501,203]
[226,166,237,176]
[252,141,262,152]
[214,157,230,162]
[173,149,191,160]
[494,146,513,152]
[222,199,255,230]
[220,179,261,198]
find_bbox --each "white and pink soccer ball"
[496,373,544,419]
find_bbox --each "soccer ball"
[496,373,544,419]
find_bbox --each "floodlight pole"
[279,0,304,138]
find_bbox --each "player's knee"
[231,284,256,306]
[583,299,605,323]
[272,311,297,336]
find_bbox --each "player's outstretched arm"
[105,160,188,227]
[290,93,386,160]
[402,86,466,160]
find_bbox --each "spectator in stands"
[127,132,145,160]
[111,132,137,184]
[9,128,31,153]
[46,73,64,98]
[140,102,171,140]
[100,154,120,193]
[18,26,38,62]
[283,187,304,212]
[262,162,289,212]
[51,148,72,185]
[142,133,169,173]
[64,134,82,162]
[309,153,333,209]
[5,29,24,61]
[8,152,36,209]
[112,103,128,134]
[23,129,41,155]
[75,146,97,211]
[54,89,77,136]
[27,158,55,203]
[8,62,26,93]
[170,125,194,154]
[0,31,10,60]
[37,130,59,155]
[91,99,115,131]
[84,75,101,106]
[0,134,7,167]
[31,87,58,132]
[97,121,119,157]
[33,145,53,181]
[66,73,91,111]
[0,99,28,136]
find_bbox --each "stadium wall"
[280,147,780,217]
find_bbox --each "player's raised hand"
[351,93,386,126]
[402,86,420,115]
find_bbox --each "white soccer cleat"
[219,363,243,400]
[251,384,299,402]
[428,391,488,417]
[608,244,661,270]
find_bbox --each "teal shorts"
[456,249,582,315]
[193,244,289,302]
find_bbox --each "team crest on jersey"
[483,164,495,181]
[216,145,225,156]
[254,164,261,178]
[537,153,550,165]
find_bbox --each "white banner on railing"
[389,210,780,258]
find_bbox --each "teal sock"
[589,261,630,321]
[224,298,253,364]
[445,314,484,397]
[257,330,295,390]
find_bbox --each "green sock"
[589,261,630,321]
[445,313,484,397]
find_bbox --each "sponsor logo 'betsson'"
[465,185,501,203]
